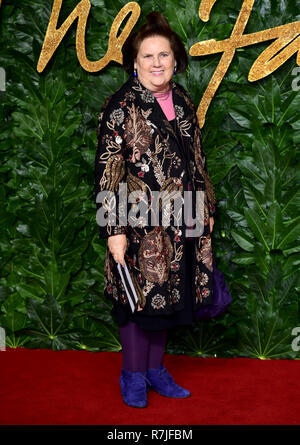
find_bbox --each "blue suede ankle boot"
[120,369,150,408]
[146,364,191,398]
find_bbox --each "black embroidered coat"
[94,76,217,316]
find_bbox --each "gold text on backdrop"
[36,0,141,73]
[190,0,300,126]
[1,0,298,127]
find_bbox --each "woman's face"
[134,35,176,93]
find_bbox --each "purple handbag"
[195,258,232,320]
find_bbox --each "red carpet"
[0,348,299,425]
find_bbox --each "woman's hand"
[107,234,127,266]
[209,217,214,233]
[108,234,144,311]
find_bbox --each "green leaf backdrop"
[0,0,299,358]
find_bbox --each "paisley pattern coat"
[94,76,217,316]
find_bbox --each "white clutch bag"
[117,261,139,313]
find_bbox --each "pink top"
[153,89,176,121]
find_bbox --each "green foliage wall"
[0,0,299,358]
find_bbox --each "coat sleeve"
[94,96,128,239]
[197,126,218,218]
[178,83,218,218]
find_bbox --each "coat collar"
[129,76,192,155]
[128,76,195,186]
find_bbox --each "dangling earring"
[134,68,137,78]
[173,65,177,75]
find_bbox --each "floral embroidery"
[110,108,125,125]
[199,272,209,286]
[141,89,155,103]
[173,228,182,242]
[203,200,210,226]
[143,279,155,297]
[136,158,150,175]
[124,91,136,101]
[107,282,113,294]
[138,227,173,286]
[112,286,118,300]
[151,294,166,309]
[103,153,125,193]
[196,286,202,303]
[170,274,180,287]
[175,105,184,119]
[199,235,213,272]
[201,287,210,299]
[171,288,180,303]
[177,119,192,138]
[172,156,182,169]
[124,104,152,163]
[126,171,148,196]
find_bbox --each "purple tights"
[119,321,167,372]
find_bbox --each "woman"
[94,12,217,408]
